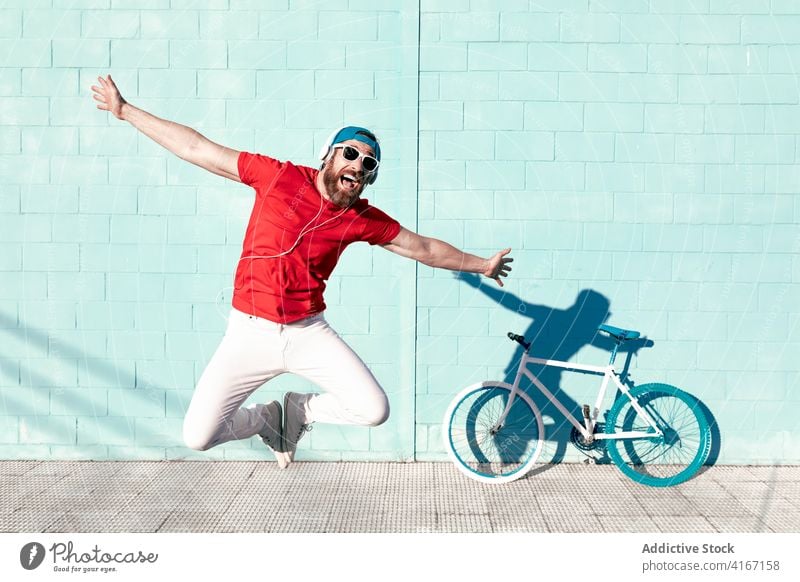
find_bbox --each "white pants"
[182,308,390,451]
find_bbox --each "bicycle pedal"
[582,404,591,419]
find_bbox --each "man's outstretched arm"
[91,74,241,182]
[382,227,513,286]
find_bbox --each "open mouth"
[340,173,360,191]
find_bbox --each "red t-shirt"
[233,151,401,324]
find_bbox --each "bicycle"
[442,324,711,487]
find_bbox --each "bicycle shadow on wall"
[456,274,655,474]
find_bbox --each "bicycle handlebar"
[507,332,531,350]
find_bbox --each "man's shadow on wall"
[457,274,650,469]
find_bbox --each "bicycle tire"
[443,382,544,484]
[605,383,710,487]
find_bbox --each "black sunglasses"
[332,145,379,172]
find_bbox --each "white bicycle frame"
[496,346,662,442]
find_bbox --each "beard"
[321,163,365,208]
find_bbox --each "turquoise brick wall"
[1,0,797,465]
[415,0,800,466]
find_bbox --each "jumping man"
[91,74,513,467]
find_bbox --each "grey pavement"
[1,461,798,533]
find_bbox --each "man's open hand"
[90,74,126,120]
[483,248,513,287]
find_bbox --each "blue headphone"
[318,126,381,185]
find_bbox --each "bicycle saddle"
[598,324,640,341]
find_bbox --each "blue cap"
[330,126,381,161]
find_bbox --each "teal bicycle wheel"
[605,383,710,487]
[444,382,544,484]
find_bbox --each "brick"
[21,185,79,214]
[19,415,76,445]
[703,225,763,252]
[170,40,227,69]
[23,10,81,37]
[648,45,707,74]
[468,42,526,71]
[552,250,612,279]
[524,101,583,131]
[556,132,613,162]
[494,131,553,161]
[500,12,559,41]
[561,13,619,42]
[678,74,738,103]
[419,160,464,189]
[709,45,767,74]
[0,68,20,97]
[200,10,258,39]
[526,161,585,191]
[674,192,734,224]
[53,39,109,68]
[499,71,557,100]
[735,135,794,164]
[440,71,498,100]
[615,134,674,163]
[51,156,108,185]
[440,12,498,42]
[612,252,672,281]
[284,99,343,129]
[675,135,734,163]
[586,163,644,192]
[314,70,374,99]
[141,10,198,39]
[228,40,286,69]
[111,40,169,68]
[51,388,108,416]
[680,15,740,43]
[614,192,672,223]
[643,224,703,252]
[621,15,680,43]
[705,165,765,194]
[318,11,378,41]
[0,9,21,37]
[108,331,165,360]
[77,301,135,330]
[590,0,648,12]
[108,157,166,186]
[420,43,466,71]
[434,190,492,221]
[50,96,110,127]
[528,42,587,72]
[22,127,78,156]
[583,223,643,251]
[0,97,49,125]
[589,44,646,72]
[79,185,137,214]
[77,416,135,446]
[732,253,792,283]
[739,75,800,105]
[639,281,700,311]
[23,243,79,271]
[644,104,703,134]
[434,131,494,161]
[671,253,731,282]
[82,10,139,38]
[464,101,522,130]
[287,41,344,69]
[559,72,618,101]
[465,161,523,190]
[704,104,764,133]
[742,15,800,44]
[765,165,800,194]
[21,69,79,98]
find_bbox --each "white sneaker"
[259,400,290,469]
[283,392,313,462]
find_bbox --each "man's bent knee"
[182,420,216,451]
[361,397,390,427]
